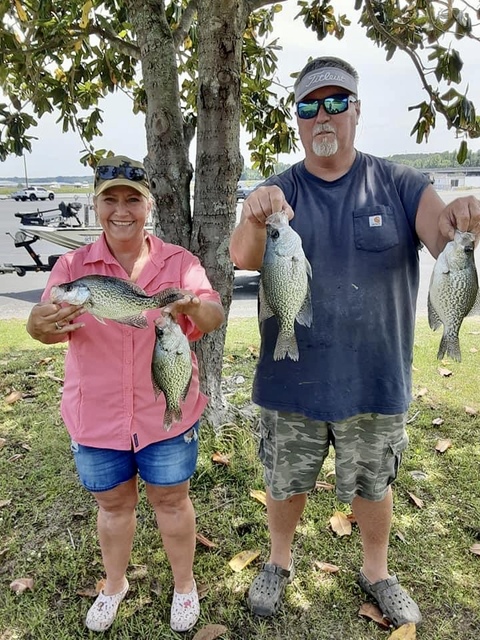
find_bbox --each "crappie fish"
[259,211,313,361]
[50,275,183,329]
[151,314,193,431]
[428,230,479,361]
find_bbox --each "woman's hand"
[26,301,86,343]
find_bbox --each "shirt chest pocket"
[353,205,399,252]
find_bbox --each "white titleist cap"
[294,67,358,102]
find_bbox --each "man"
[229,56,480,627]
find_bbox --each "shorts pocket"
[380,432,409,489]
[353,205,399,252]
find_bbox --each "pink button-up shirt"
[41,233,221,451]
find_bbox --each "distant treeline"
[385,150,480,169]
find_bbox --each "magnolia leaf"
[469,347,478,353]
[346,513,357,524]
[408,492,424,509]
[250,489,267,506]
[5,390,23,404]
[228,550,260,572]
[0,499,12,508]
[315,480,335,491]
[409,470,427,481]
[211,452,231,466]
[8,454,23,463]
[192,624,228,640]
[416,387,428,398]
[438,367,452,377]
[314,561,340,574]
[470,543,480,556]
[465,406,477,416]
[329,511,352,537]
[388,622,417,639]
[435,438,452,453]
[358,602,391,628]
[431,417,444,426]
[10,577,34,593]
[196,532,217,548]
[325,470,336,479]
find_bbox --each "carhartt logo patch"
[369,215,382,227]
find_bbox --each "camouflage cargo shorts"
[258,408,409,503]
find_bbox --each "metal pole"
[23,154,29,187]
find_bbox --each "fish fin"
[151,377,163,400]
[182,373,193,401]
[117,315,149,329]
[427,296,442,331]
[163,406,182,431]
[305,257,312,279]
[437,333,462,362]
[296,286,313,328]
[153,288,184,308]
[274,331,299,361]
[258,280,274,322]
[467,284,480,316]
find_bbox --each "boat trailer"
[1,201,83,277]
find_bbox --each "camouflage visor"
[294,67,358,102]
[94,155,150,198]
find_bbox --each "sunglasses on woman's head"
[296,94,357,119]
[94,163,147,184]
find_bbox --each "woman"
[26,155,224,633]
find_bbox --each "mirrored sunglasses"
[296,94,357,119]
[94,163,147,185]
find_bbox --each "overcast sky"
[1,1,479,179]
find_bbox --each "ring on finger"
[55,321,63,330]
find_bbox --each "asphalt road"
[1,188,479,321]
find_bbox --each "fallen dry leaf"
[314,561,340,574]
[196,532,217,549]
[250,489,267,506]
[315,481,335,491]
[407,492,424,509]
[431,417,444,426]
[470,543,480,556]
[346,513,357,524]
[0,499,12,508]
[395,531,407,544]
[465,406,478,416]
[37,357,54,365]
[435,438,452,453]
[228,549,260,572]
[358,602,391,628]
[324,470,336,479]
[329,511,352,537]
[469,347,478,353]
[388,622,416,639]
[10,577,34,593]
[95,578,106,593]
[211,452,231,466]
[5,390,23,404]
[415,387,428,398]
[0,438,6,449]
[7,454,23,463]
[192,624,228,640]
[438,367,452,377]
[76,587,98,598]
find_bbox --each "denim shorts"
[71,423,199,492]
[259,409,408,503]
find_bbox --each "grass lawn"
[1,317,479,639]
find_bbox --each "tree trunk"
[193,0,248,426]
[125,0,193,247]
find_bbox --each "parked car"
[11,186,55,201]
[236,182,261,200]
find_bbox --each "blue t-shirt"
[253,151,430,421]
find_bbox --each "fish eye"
[270,229,280,239]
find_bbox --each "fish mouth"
[464,246,474,252]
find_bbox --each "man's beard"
[312,125,338,157]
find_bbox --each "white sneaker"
[85,579,129,632]
[170,579,200,632]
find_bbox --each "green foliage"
[386,149,480,168]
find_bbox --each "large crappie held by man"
[50,274,184,329]
[428,230,480,362]
[259,211,313,361]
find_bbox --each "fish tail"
[273,331,299,361]
[153,288,184,309]
[438,333,462,362]
[163,406,183,431]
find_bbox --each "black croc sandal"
[248,561,295,617]
[358,571,422,627]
